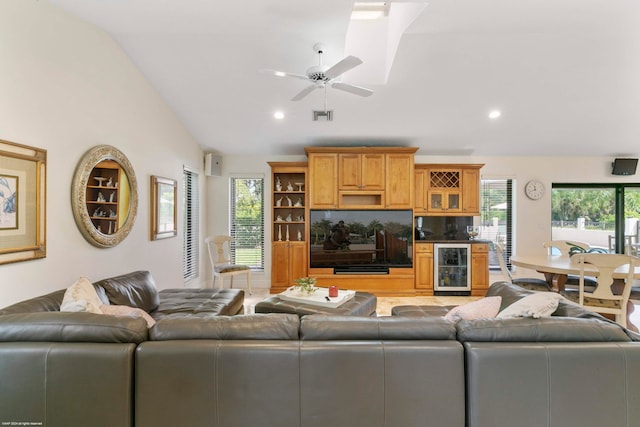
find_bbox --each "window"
[551,184,640,254]
[230,177,264,269]
[480,179,514,269]
[183,167,200,281]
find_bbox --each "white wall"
[207,154,639,286]
[0,1,205,307]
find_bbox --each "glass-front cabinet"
[428,191,461,212]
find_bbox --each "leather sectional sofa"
[0,272,639,427]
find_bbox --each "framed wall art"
[0,139,46,265]
[150,175,177,240]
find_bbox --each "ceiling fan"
[260,43,374,101]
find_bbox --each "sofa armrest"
[456,317,631,342]
[0,289,66,315]
[0,312,148,343]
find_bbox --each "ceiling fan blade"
[259,69,309,81]
[331,82,374,97]
[291,84,318,101]
[325,56,363,79]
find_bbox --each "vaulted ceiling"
[49,0,640,157]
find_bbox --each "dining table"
[511,254,639,332]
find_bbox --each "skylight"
[351,2,389,21]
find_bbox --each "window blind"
[480,178,513,269]
[183,167,200,281]
[229,177,264,269]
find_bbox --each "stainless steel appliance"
[434,243,471,292]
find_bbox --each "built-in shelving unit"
[86,160,122,235]
[268,162,309,293]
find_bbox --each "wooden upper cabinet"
[306,147,417,209]
[415,164,484,215]
[462,167,480,214]
[307,153,338,208]
[338,153,385,191]
[385,153,414,208]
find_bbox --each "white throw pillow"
[60,277,104,314]
[444,296,502,322]
[497,292,563,319]
[100,304,156,328]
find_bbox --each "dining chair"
[495,243,551,292]
[570,253,638,328]
[543,240,597,289]
[543,240,591,256]
[205,235,252,294]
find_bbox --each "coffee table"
[255,291,377,317]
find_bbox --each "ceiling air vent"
[313,110,333,121]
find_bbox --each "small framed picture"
[150,175,177,240]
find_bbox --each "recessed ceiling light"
[488,110,501,119]
[273,111,285,120]
[274,71,286,77]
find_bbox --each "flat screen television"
[309,209,413,272]
[612,158,638,176]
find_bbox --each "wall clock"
[524,180,545,200]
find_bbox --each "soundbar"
[334,266,390,275]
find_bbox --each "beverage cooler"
[434,243,471,292]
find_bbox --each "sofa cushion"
[487,281,610,320]
[152,288,244,319]
[300,315,457,340]
[100,304,156,327]
[445,297,502,322]
[93,270,160,313]
[497,292,563,319]
[486,281,535,310]
[60,277,104,314]
[456,317,632,342]
[150,313,299,340]
[0,312,149,343]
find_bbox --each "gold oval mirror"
[71,145,138,248]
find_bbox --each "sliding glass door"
[551,184,640,254]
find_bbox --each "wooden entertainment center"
[268,148,486,296]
